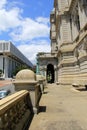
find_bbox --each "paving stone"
[29,84,87,130]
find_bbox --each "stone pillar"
[43,67,47,80]
[60,14,72,45]
[36,74,45,94]
[4,56,9,78]
[13,69,41,114]
[54,66,58,83]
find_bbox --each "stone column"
[54,66,57,83]
[60,14,72,45]
[4,56,9,78]
[13,69,41,114]
[43,67,47,80]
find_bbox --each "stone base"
[33,107,38,114]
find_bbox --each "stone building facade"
[37,0,87,85]
[37,52,58,83]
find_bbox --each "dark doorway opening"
[47,64,54,83]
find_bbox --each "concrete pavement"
[29,84,87,130]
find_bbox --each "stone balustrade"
[13,81,41,114]
[0,90,32,130]
[13,69,42,114]
[42,75,47,87]
[36,74,45,94]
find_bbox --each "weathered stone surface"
[37,0,87,86]
[16,69,36,81]
[0,90,31,130]
[13,69,41,114]
[29,84,87,130]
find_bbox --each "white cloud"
[36,17,49,24]
[17,40,51,64]
[0,8,21,31]
[0,0,50,42]
[0,0,51,64]
[0,1,50,41]
[10,17,50,41]
[0,0,7,9]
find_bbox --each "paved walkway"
[29,84,87,130]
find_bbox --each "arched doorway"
[47,64,55,83]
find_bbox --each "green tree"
[12,65,31,76]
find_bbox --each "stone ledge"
[0,90,29,115]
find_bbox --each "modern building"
[0,41,33,78]
[37,0,87,86]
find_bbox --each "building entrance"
[47,64,54,83]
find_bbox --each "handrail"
[0,90,31,130]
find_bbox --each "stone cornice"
[58,57,77,67]
[13,80,38,85]
[58,53,87,68]
[74,31,87,49]
[60,44,74,53]
[57,30,87,54]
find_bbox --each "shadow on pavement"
[39,106,46,113]
[76,88,87,92]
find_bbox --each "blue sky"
[0,0,53,64]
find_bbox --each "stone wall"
[37,0,87,86]
[54,0,87,85]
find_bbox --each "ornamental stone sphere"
[16,69,36,81]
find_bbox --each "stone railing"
[13,69,44,114]
[36,74,46,94]
[13,81,41,114]
[0,90,32,130]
